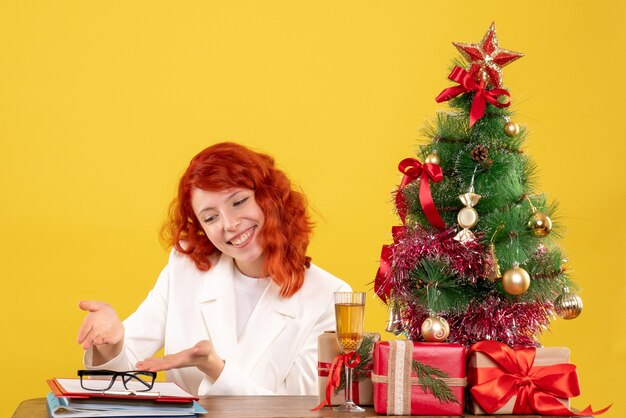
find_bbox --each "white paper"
[56,378,194,398]
[46,393,207,417]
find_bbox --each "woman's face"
[191,187,265,277]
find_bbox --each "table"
[12,396,581,418]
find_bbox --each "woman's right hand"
[77,300,124,364]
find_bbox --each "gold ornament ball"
[555,292,583,319]
[425,152,440,165]
[421,316,450,342]
[528,212,553,237]
[504,121,520,137]
[502,266,531,295]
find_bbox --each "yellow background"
[1,1,624,416]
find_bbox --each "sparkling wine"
[333,292,366,413]
[334,303,365,353]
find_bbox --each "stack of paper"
[46,378,206,418]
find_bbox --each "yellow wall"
[1,1,624,416]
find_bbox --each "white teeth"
[230,228,254,246]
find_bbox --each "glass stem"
[345,364,353,403]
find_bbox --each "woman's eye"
[233,197,249,207]
[203,215,217,223]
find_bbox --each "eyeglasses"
[77,370,157,392]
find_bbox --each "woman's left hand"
[135,340,225,381]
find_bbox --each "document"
[46,392,206,417]
[49,378,199,402]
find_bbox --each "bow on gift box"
[435,66,511,127]
[468,340,611,416]
[317,360,371,405]
[312,352,361,411]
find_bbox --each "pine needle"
[411,360,460,404]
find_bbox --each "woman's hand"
[135,340,225,382]
[77,300,124,364]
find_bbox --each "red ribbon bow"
[374,226,405,303]
[311,352,361,411]
[376,158,445,303]
[376,157,445,303]
[395,158,446,230]
[468,340,611,416]
[435,66,511,127]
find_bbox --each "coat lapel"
[236,280,301,373]
[197,254,301,373]
[198,254,238,362]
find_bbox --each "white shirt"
[233,269,271,339]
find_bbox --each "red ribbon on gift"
[435,66,511,127]
[318,361,372,405]
[312,352,362,411]
[468,340,611,416]
[395,158,446,230]
[374,226,405,303]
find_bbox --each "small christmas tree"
[375,23,583,348]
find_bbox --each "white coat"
[84,250,351,396]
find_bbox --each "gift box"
[468,340,575,415]
[317,331,379,406]
[372,340,466,416]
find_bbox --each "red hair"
[162,142,313,298]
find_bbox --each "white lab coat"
[84,250,351,396]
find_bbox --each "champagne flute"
[334,292,366,413]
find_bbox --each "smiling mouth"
[227,226,257,248]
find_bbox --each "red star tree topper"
[453,22,524,88]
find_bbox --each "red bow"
[468,341,610,416]
[435,66,511,127]
[311,352,361,411]
[374,226,405,303]
[318,361,371,405]
[376,158,445,303]
[395,158,446,230]
[374,245,393,303]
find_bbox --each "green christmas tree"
[375,23,583,348]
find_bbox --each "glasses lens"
[122,371,156,391]
[80,371,116,391]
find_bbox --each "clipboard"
[48,378,199,403]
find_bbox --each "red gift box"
[467,340,611,416]
[372,340,466,416]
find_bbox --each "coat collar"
[198,254,301,373]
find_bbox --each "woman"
[77,142,351,396]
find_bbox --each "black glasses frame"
[77,370,157,392]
